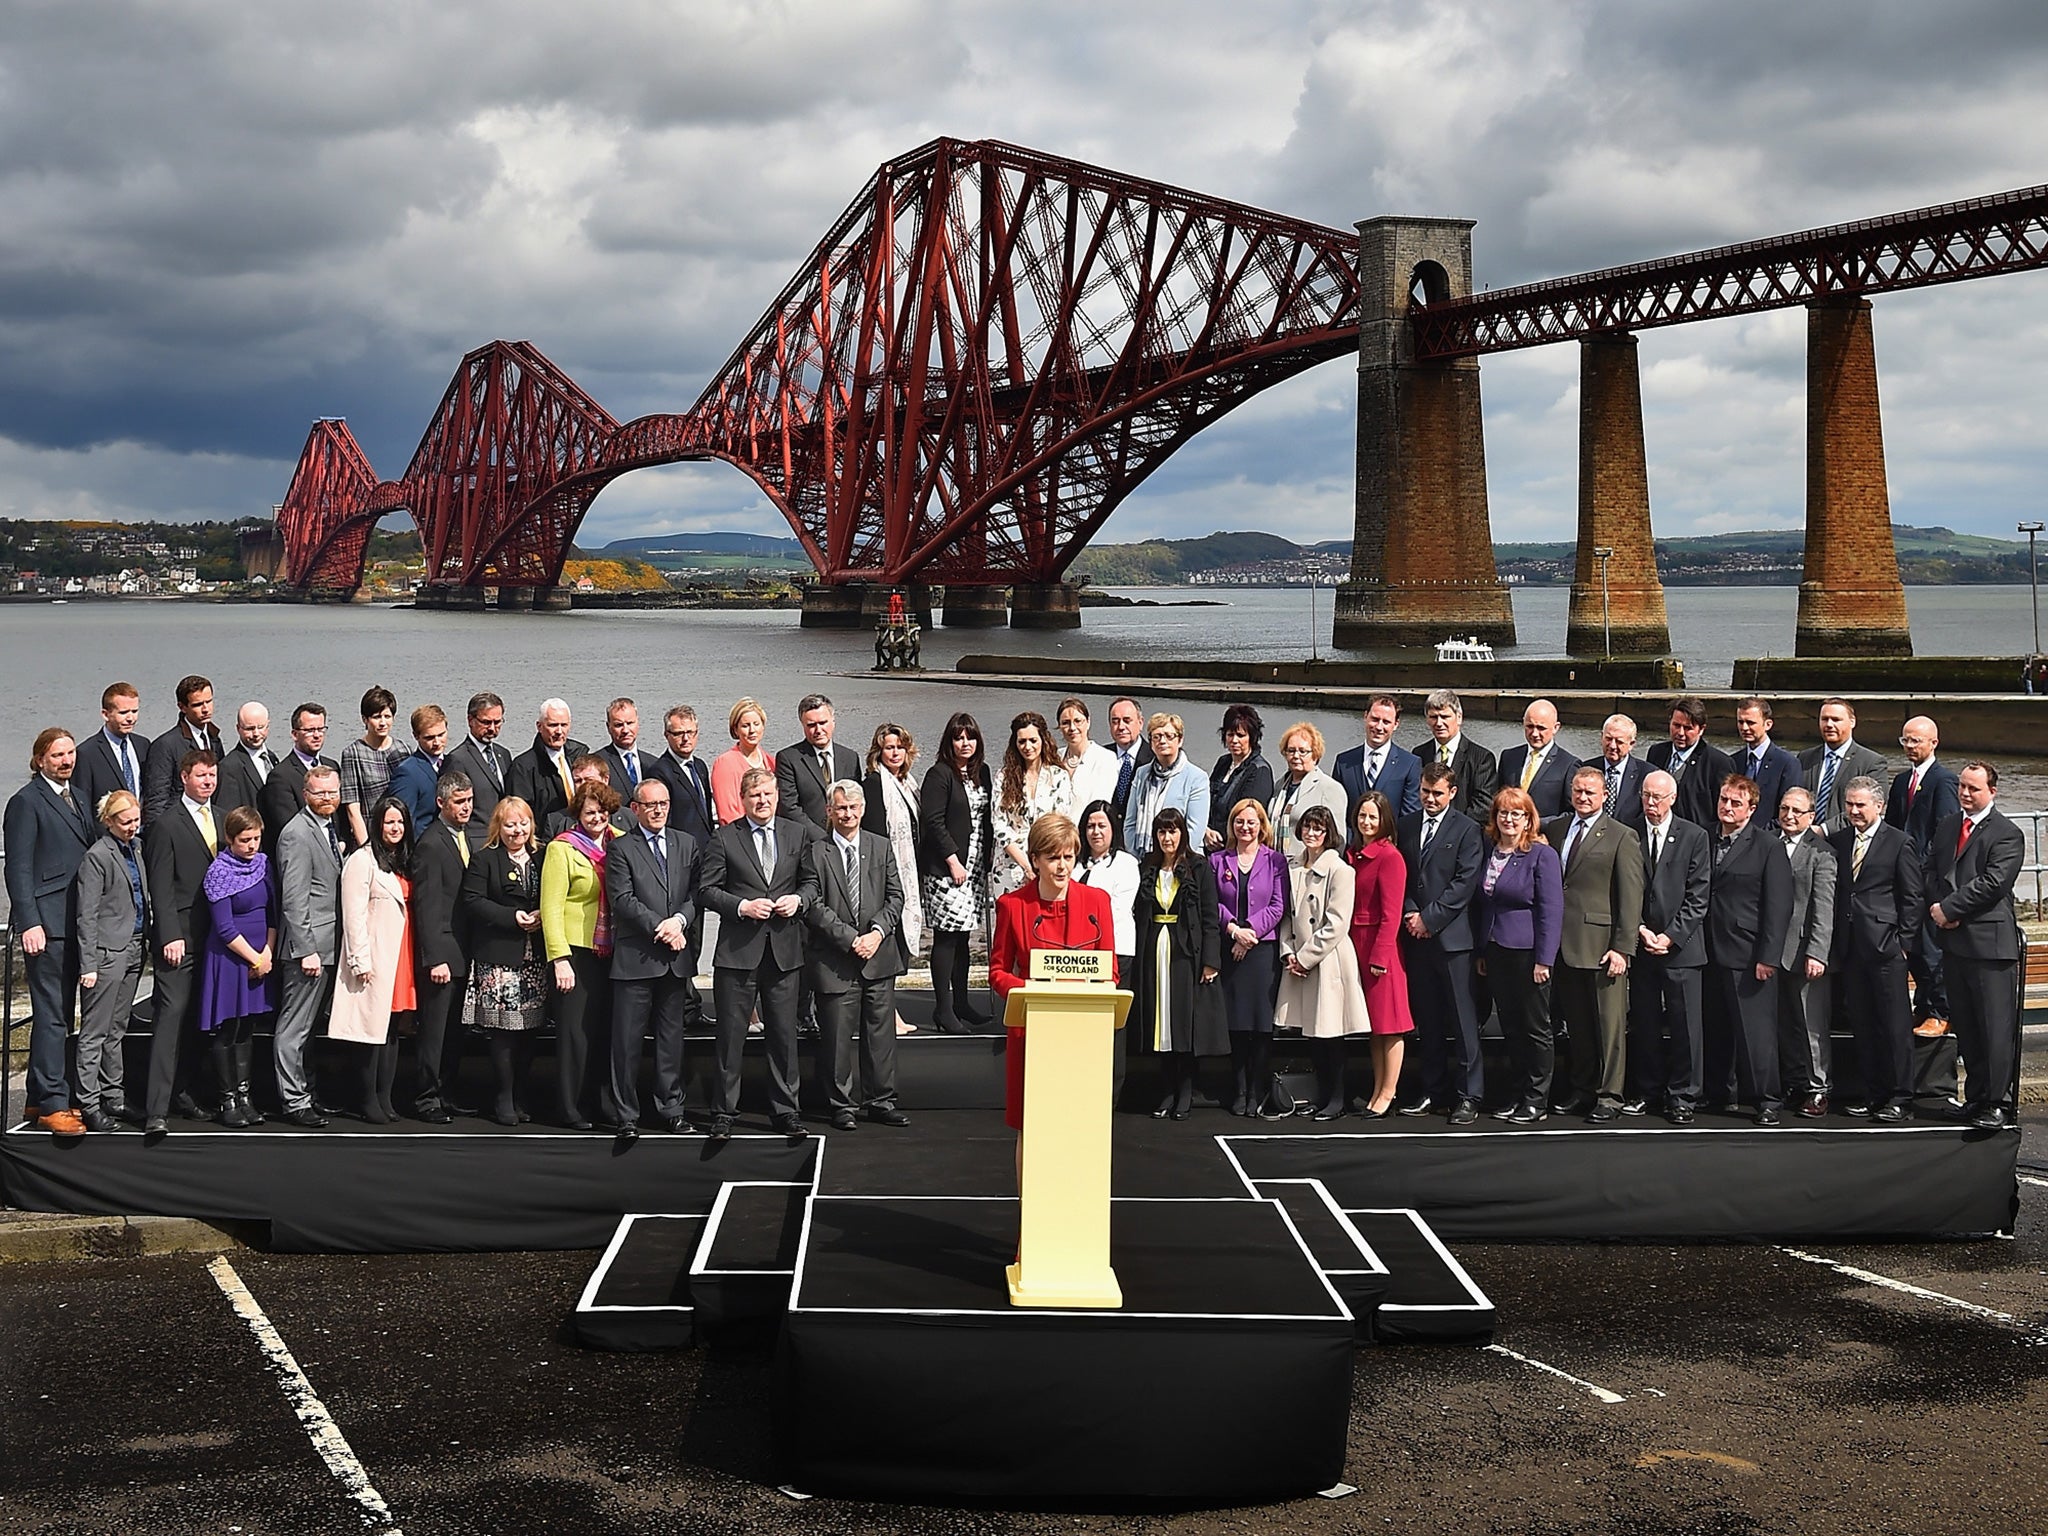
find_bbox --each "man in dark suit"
[1829,775,1923,1122]
[409,771,476,1123]
[388,704,451,834]
[1926,761,2026,1130]
[73,682,151,825]
[1627,770,1711,1123]
[1703,773,1792,1125]
[1800,697,1887,837]
[603,777,704,1138]
[1731,698,1800,825]
[1593,713,1649,830]
[651,705,717,854]
[1886,715,1960,1038]
[1497,699,1578,820]
[798,779,910,1131]
[445,691,514,826]
[701,767,819,1140]
[774,693,864,834]
[214,703,276,816]
[1771,787,1837,1118]
[142,674,225,822]
[4,729,96,1134]
[509,697,588,831]
[543,757,631,840]
[596,697,662,803]
[1646,696,1735,830]
[1419,688,1498,822]
[1545,766,1644,1122]
[141,749,222,1133]
[1395,763,1486,1123]
[1105,696,1153,826]
[258,703,338,850]
[1332,695,1422,833]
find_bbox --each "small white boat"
[1434,635,1495,663]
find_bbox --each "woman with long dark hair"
[1132,806,1224,1119]
[864,722,924,1036]
[1345,790,1415,1117]
[993,710,1072,898]
[1274,803,1371,1120]
[1074,798,1141,1103]
[919,711,994,1034]
[331,795,416,1122]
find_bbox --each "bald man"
[1496,699,1578,819]
[214,703,276,816]
[1886,715,1959,1038]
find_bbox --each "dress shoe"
[415,1106,454,1125]
[1911,1015,1950,1038]
[1152,1095,1175,1119]
[709,1114,734,1143]
[1842,1101,1871,1117]
[284,1107,330,1129]
[143,1116,169,1137]
[932,1015,972,1035]
[1490,1103,1520,1121]
[830,1110,858,1132]
[1619,1099,1648,1117]
[1169,1108,1190,1122]
[865,1106,911,1127]
[1228,1095,1250,1117]
[1665,1104,1695,1125]
[565,1118,593,1132]
[489,1106,520,1128]
[1507,1102,1548,1126]
[1586,1103,1621,1125]
[1395,1096,1434,1117]
[1872,1102,1911,1125]
[1555,1092,1594,1116]
[1969,1106,2012,1131]
[172,1092,207,1121]
[106,1099,145,1126]
[1355,1105,1387,1120]
[1311,1105,1346,1122]
[1447,1099,1478,1126]
[606,1122,640,1142]
[664,1114,691,1134]
[1755,1107,1782,1127]
[1798,1093,1829,1118]
[80,1107,122,1133]
[774,1114,808,1140]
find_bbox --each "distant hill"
[603,532,804,558]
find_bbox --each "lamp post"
[1308,567,1321,663]
[1593,545,1615,660]
[2021,520,2044,660]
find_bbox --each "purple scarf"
[203,849,268,905]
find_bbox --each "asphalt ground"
[2,1113,2045,1536]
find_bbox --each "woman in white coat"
[1272,804,1371,1120]
[330,796,417,1122]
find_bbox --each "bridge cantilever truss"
[279,138,1364,595]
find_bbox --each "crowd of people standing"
[3,675,2029,1143]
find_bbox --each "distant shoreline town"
[0,517,2035,601]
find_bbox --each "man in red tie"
[1925,763,2026,1130]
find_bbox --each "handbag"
[1263,1069,1317,1118]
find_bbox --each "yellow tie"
[455,829,470,867]
[199,804,218,856]
[557,756,573,805]
[1520,750,1540,791]
[1852,833,1869,878]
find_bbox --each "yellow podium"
[1003,951,1130,1308]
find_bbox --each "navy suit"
[598,743,661,801]
[1886,758,1961,1024]
[1497,744,1580,820]
[1331,741,1422,829]
[1396,807,1485,1106]
[1731,741,1800,825]
[4,776,95,1112]
[1925,808,2026,1117]
[1704,820,1793,1113]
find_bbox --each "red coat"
[991,881,1118,1128]
[1345,841,1414,1036]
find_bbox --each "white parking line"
[1774,1246,2048,1345]
[2018,1174,2048,1190]
[1483,1343,1627,1404]
[207,1256,403,1533]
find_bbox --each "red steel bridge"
[274,138,2048,601]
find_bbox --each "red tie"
[1957,818,1973,855]
[1906,773,1918,807]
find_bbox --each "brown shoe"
[1912,1017,1949,1038]
[34,1108,87,1137]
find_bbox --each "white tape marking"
[1775,1246,2048,1345]
[207,1256,403,1532]
[1483,1343,1627,1403]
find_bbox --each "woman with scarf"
[1131,806,1225,1120]
[541,778,622,1129]
[195,805,278,1127]
[331,795,416,1122]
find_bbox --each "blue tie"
[1115,751,1136,805]
[1816,751,1840,823]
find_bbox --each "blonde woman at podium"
[990,813,1118,1157]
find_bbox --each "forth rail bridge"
[269,137,2048,656]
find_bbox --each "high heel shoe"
[1152,1095,1175,1119]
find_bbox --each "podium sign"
[1003,955,1130,1308]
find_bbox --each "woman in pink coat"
[1345,791,1414,1117]
[329,797,416,1122]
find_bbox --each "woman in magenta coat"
[1345,791,1413,1116]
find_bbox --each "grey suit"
[798,829,905,1115]
[1775,830,1838,1101]
[70,832,151,1113]
[702,814,819,1120]
[603,825,703,1127]
[1544,810,1644,1109]
[1799,739,1887,836]
[275,807,344,1112]
[1627,815,1711,1110]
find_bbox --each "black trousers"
[1627,955,1703,1108]
[1705,963,1781,1111]
[549,948,611,1125]
[144,948,199,1119]
[606,970,694,1126]
[411,968,468,1112]
[1487,943,1552,1108]
[1838,949,1913,1107]
[815,976,901,1113]
[1403,938,1483,1105]
[1947,954,2020,1114]
[712,960,801,1120]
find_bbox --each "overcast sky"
[4,0,2045,551]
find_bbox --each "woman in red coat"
[990,813,1118,1162]
[1345,791,1414,1116]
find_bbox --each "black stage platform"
[777,1194,1355,1503]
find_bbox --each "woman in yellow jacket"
[541,779,623,1130]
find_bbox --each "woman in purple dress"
[1209,797,1287,1115]
[196,806,279,1128]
